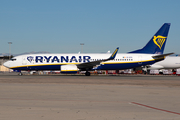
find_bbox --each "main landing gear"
[85,71,91,76]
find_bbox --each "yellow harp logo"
[153,35,167,49]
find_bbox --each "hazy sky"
[1,0,180,54]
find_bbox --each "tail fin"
[129,23,171,54]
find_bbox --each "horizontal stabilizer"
[152,52,174,59]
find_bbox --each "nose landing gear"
[18,72,23,76]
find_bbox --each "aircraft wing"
[77,47,119,70]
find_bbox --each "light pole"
[8,42,12,59]
[80,43,84,53]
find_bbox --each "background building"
[0,56,9,72]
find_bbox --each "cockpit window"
[10,58,16,61]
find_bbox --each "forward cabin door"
[22,56,27,65]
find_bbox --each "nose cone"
[3,61,10,68]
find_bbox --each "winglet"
[108,47,119,60]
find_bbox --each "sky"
[1,0,180,55]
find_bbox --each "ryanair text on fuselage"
[28,56,92,63]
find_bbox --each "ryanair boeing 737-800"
[3,23,173,76]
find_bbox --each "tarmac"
[0,73,180,120]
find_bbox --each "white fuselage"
[3,53,158,71]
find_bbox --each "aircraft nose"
[3,61,10,68]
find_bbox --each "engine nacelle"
[61,64,78,74]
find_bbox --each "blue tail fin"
[129,23,171,54]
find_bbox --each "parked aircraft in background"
[144,56,180,70]
[3,23,172,76]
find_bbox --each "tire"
[18,72,23,76]
[85,72,90,76]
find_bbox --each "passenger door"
[22,56,27,65]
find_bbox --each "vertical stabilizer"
[129,23,171,54]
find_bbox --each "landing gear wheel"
[143,70,147,74]
[18,72,23,76]
[85,72,91,76]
